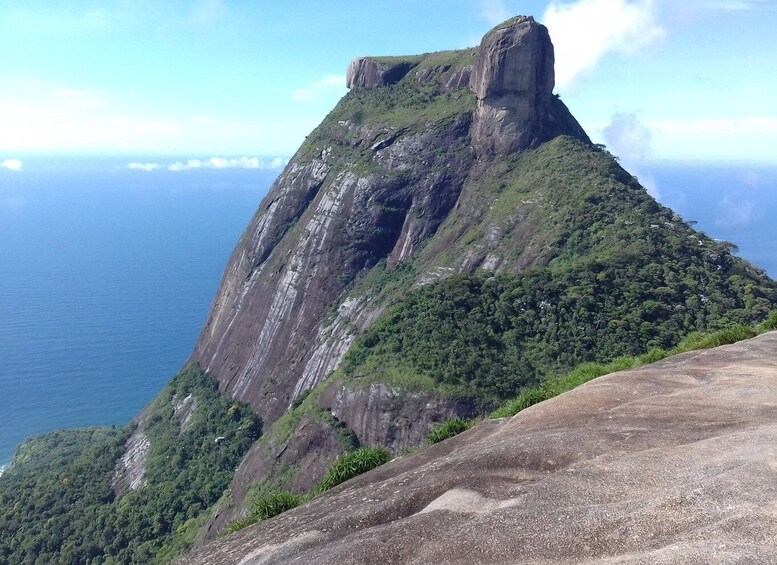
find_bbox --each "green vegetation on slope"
[426,418,471,444]
[490,313,777,419]
[0,365,260,564]
[341,262,774,412]
[338,138,776,411]
[300,54,475,161]
[313,446,391,494]
[225,446,391,535]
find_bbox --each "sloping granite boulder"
[182,331,777,564]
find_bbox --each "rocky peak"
[470,16,586,156]
[470,16,553,98]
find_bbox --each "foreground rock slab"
[183,332,777,564]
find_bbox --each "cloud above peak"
[127,156,289,173]
[292,75,346,103]
[168,157,263,171]
[543,0,664,88]
[1,158,22,171]
[603,112,653,161]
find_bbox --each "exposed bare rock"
[190,113,474,426]
[470,15,588,155]
[172,392,197,434]
[413,64,471,92]
[112,430,150,494]
[320,381,474,452]
[346,57,416,89]
[200,414,347,540]
[182,332,777,564]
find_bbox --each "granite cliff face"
[470,16,588,156]
[180,15,775,540]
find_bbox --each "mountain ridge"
[1,15,776,564]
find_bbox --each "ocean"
[1,157,775,466]
[0,157,278,466]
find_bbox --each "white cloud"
[167,157,267,171]
[685,0,768,10]
[128,162,160,172]
[638,173,661,200]
[646,117,777,161]
[602,112,653,160]
[270,157,287,169]
[292,75,346,103]
[0,81,183,153]
[543,0,664,88]
[479,0,512,25]
[1,158,22,171]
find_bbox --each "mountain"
[189,15,775,539]
[1,15,776,564]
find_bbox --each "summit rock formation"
[469,16,588,156]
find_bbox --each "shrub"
[680,325,757,351]
[225,491,305,534]
[426,418,471,444]
[315,447,391,494]
[757,310,777,332]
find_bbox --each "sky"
[0,0,776,165]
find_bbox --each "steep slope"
[183,331,777,564]
[191,16,776,537]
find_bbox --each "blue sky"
[0,0,776,165]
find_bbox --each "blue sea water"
[0,157,775,467]
[646,163,777,278]
[0,157,277,465]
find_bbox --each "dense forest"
[0,366,260,564]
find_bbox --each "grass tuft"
[224,491,306,535]
[490,314,776,420]
[426,418,471,444]
[314,447,391,494]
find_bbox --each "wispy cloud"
[128,157,288,172]
[292,75,346,103]
[649,117,777,135]
[479,0,512,25]
[168,157,263,171]
[128,162,160,172]
[1,1,233,36]
[0,80,182,152]
[677,0,769,11]
[543,0,664,88]
[1,159,23,171]
[645,117,777,161]
[603,112,653,161]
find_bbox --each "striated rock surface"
[111,430,150,494]
[182,332,777,564]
